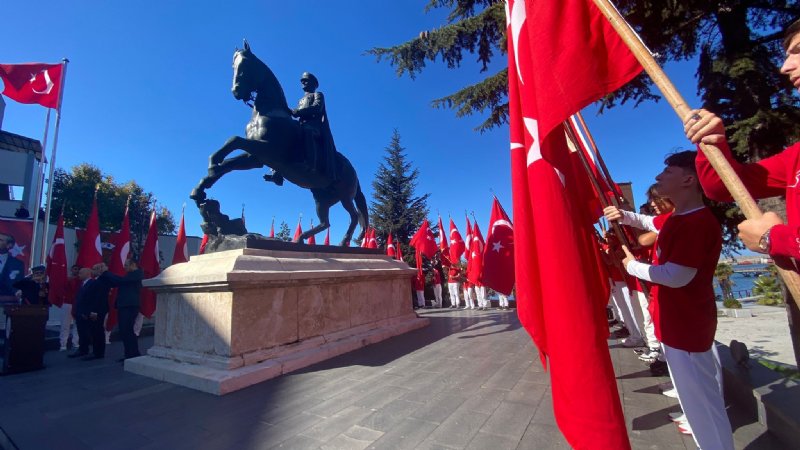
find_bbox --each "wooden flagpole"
[591,0,800,308]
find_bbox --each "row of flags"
[44,194,188,329]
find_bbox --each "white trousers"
[464,286,475,308]
[610,281,642,340]
[415,290,425,307]
[432,284,443,307]
[448,282,461,307]
[631,289,658,349]
[663,343,733,450]
[498,294,509,308]
[59,304,79,348]
[476,286,487,307]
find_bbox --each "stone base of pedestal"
[125,245,426,395]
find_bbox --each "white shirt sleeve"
[625,260,697,288]
[619,210,658,233]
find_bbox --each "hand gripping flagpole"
[591,0,800,307]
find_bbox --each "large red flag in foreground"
[139,210,160,318]
[480,198,514,295]
[46,213,68,307]
[506,0,641,448]
[106,207,131,331]
[0,63,63,109]
[448,219,465,262]
[172,212,188,264]
[76,197,103,269]
[409,219,437,259]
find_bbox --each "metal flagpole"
[29,108,51,267]
[39,58,69,264]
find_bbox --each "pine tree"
[276,221,291,242]
[371,0,800,250]
[370,129,430,262]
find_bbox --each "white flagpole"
[29,108,51,267]
[39,58,69,264]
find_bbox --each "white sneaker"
[662,388,679,398]
[621,337,645,348]
[668,412,685,422]
[676,420,692,435]
[638,348,661,362]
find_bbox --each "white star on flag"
[492,241,504,252]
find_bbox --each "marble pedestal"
[125,245,427,395]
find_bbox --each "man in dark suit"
[98,258,143,361]
[82,263,113,360]
[68,268,94,358]
[0,233,24,298]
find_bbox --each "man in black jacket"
[68,268,94,358]
[99,258,144,360]
[82,263,113,360]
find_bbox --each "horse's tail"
[354,181,369,234]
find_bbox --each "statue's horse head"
[231,40,289,112]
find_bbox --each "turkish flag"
[448,219,465,262]
[139,210,161,318]
[396,240,405,264]
[105,206,131,331]
[437,216,449,254]
[506,0,640,448]
[0,63,63,109]
[467,221,485,285]
[46,213,68,307]
[323,228,330,246]
[172,212,188,264]
[269,219,275,238]
[386,232,396,258]
[367,228,378,249]
[293,220,303,243]
[410,219,437,259]
[480,198,514,295]
[199,234,209,254]
[307,231,316,245]
[76,197,103,269]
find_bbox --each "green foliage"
[370,129,431,256]
[368,1,507,132]
[715,262,736,300]
[723,298,742,309]
[371,1,800,251]
[753,271,784,305]
[50,163,176,255]
[276,221,291,242]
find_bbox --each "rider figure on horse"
[264,72,338,186]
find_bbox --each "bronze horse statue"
[190,40,368,245]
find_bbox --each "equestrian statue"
[190,40,368,246]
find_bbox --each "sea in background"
[714,263,770,300]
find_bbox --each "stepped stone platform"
[125,243,427,395]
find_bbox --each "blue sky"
[2,1,704,242]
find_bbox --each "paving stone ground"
[0,308,787,449]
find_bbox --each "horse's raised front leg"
[191,152,262,202]
[209,136,246,166]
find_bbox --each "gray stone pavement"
[0,308,787,449]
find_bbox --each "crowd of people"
[3,257,146,369]
[411,254,512,311]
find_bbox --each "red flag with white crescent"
[76,196,103,269]
[172,212,188,264]
[409,220,437,259]
[505,0,640,447]
[437,216,448,254]
[139,209,160,318]
[467,221,484,285]
[293,219,303,243]
[386,232,396,258]
[105,205,131,331]
[0,62,63,109]
[448,219,465,262]
[480,198,514,295]
[46,212,68,307]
